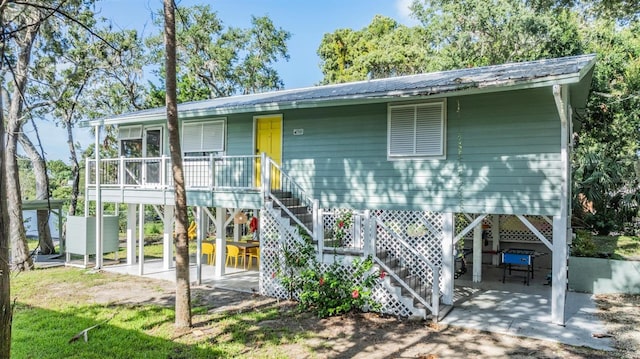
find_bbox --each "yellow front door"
[255,116,282,188]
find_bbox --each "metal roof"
[84,54,596,126]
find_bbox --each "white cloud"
[395,0,419,26]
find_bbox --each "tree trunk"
[18,132,55,254]
[0,72,14,359]
[164,0,192,329]
[6,16,39,271]
[66,123,80,217]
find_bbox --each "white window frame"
[181,119,226,154]
[387,100,446,160]
[117,125,143,140]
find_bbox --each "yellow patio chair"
[226,245,243,268]
[247,247,260,270]
[202,242,215,265]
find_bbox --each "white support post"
[261,152,269,194]
[314,202,323,262]
[233,208,241,241]
[196,206,204,285]
[491,214,501,266]
[442,212,454,305]
[138,203,145,276]
[163,205,174,269]
[362,210,373,256]
[94,125,103,270]
[551,83,570,326]
[214,206,226,278]
[354,211,362,249]
[126,204,137,265]
[472,222,482,283]
[552,215,568,325]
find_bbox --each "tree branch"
[12,0,121,53]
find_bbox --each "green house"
[81,54,596,325]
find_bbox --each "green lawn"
[10,268,303,359]
[592,235,640,260]
[572,231,640,260]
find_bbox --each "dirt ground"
[82,271,640,359]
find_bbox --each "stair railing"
[261,154,321,243]
[373,217,441,318]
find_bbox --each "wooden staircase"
[263,156,446,321]
[270,190,314,231]
[376,250,451,321]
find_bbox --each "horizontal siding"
[132,87,564,215]
[225,114,255,155]
[283,87,563,215]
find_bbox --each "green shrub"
[572,229,597,257]
[277,235,381,318]
[297,257,380,318]
[144,222,162,236]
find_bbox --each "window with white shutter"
[182,119,225,154]
[388,101,446,159]
[117,125,142,140]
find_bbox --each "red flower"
[351,289,359,299]
[319,277,325,286]
[379,271,386,279]
[271,272,276,279]
[338,221,344,228]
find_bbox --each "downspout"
[94,124,103,269]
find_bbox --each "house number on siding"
[293,129,304,135]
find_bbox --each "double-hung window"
[388,101,446,159]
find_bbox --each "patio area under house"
[72,54,597,326]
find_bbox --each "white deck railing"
[86,155,260,191]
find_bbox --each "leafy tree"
[410,0,582,69]
[146,4,290,105]
[573,19,640,234]
[3,0,42,272]
[18,130,55,253]
[318,15,430,84]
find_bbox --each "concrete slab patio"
[100,258,260,293]
[444,264,614,351]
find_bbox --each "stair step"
[271,190,293,199]
[277,198,301,207]
[290,218,313,228]
[286,205,309,214]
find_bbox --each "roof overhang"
[81,54,597,128]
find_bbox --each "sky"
[40,0,417,162]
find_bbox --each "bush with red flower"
[294,256,381,318]
[275,226,382,318]
[333,210,353,247]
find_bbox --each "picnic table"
[227,241,259,269]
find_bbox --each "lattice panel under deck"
[457,214,553,245]
[371,283,415,318]
[374,210,444,289]
[322,208,360,249]
[499,215,553,242]
[260,204,444,318]
[259,202,304,300]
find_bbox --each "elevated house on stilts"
[77,54,595,325]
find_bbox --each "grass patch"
[10,267,305,358]
[592,235,640,260]
[573,231,640,260]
